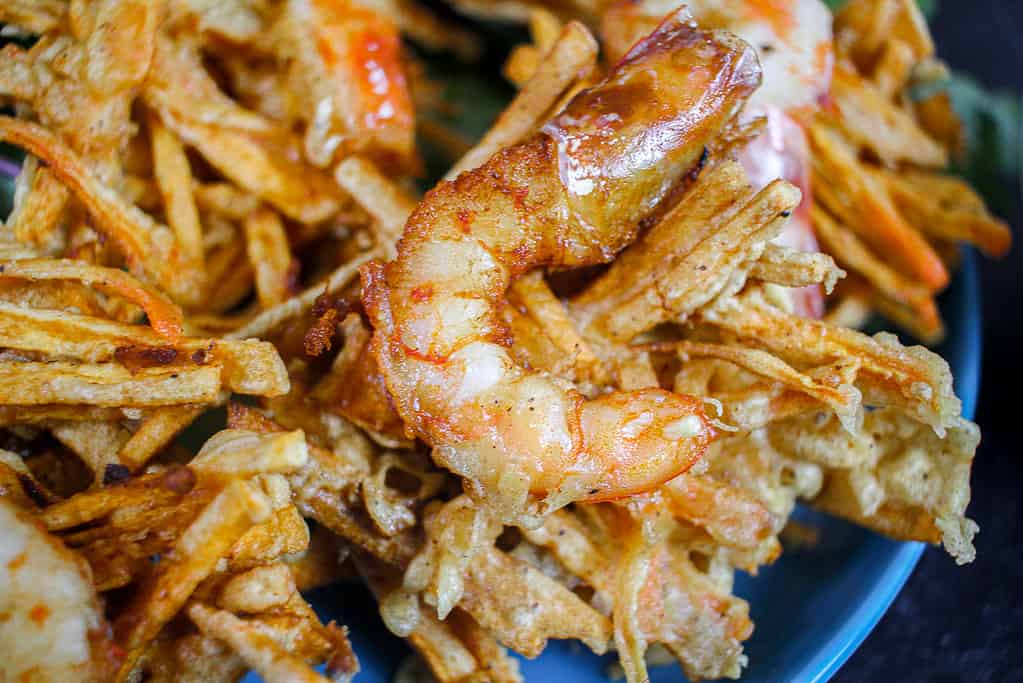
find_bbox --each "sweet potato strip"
[5,158,68,254]
[889,0,936,57]
[573,161,801,343]
[289,446,419,568]
[195,183,262,222]
[612,520,657,683]
[50,420,131,477]
[0,0,65,34]
[525,507,751,680]
[651,340,861,432]
[878,168,1012,258]
[834,0,898,64]
[444,21,598,179]
[812,205,943,342]
[509,270,607,384]
[504,8,563,85]
[836,0,934,65]
[227,505,311,572]
[228,247,382,340]
[150,115,204,265]
[830,63,947,168]
[662,473,777,550]
[0,117,202,305]
[872,291,946,346]
[408,609,522,683]
[646,539,752,680]
[243,208,294,308]
[192,430,309,478]
[172,0,264,42]
[871,38,916,97]
[0,302,287,395]
[187,604,334,683]
[144,36,341,224]
[0,275,109,318]
[290,428,609,660]
[117,405,208,471]
[204,239,256,315]
[155,115,341,225]
[0,43,37,103]
[750,244,845,293]
[459,546,612,657]
[41,465,198,531]
[809,121,948,290]
[0,405,126,426]
[335,156,417,252]
[363,564,521,683]
[0,361,220,406]
[703,290,959,433]
[441,609,522,683]
[0,258,184,340]
[504,46,541,87]
[114,480,271,674]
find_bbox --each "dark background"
[835,2,1023,681]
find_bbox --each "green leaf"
[916,0,938,19]
[944,72,1021,213]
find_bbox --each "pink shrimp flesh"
[363,11,762,520]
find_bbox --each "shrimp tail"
[363,11,760,521]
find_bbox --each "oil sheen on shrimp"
[0,498,117,682]
[604,0,833,316]
[363,12,761,522]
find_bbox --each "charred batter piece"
[363,11,761,522]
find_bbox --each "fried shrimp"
[605,0,834,317]
[363,12,761,521]
[0,498,117,682]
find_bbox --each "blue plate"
[270,252,982,683]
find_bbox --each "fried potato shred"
[0,0,1002,681]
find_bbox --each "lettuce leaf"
[944,73,1020,213]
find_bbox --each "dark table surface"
[835,3,1023,682]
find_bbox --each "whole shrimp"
[280,0,416,171]
[603,0,833,316]
[363,12,761,522]
[0,498,118,682]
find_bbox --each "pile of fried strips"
[0,0,1010,682]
